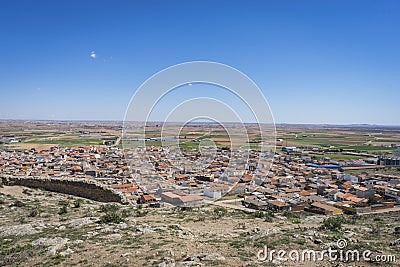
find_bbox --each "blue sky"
[0,0,399,124]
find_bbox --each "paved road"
[114,136,122,146]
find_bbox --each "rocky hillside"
[0,185,399,266]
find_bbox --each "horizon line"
[0,119,400,127]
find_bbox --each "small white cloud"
[90,51,96,59]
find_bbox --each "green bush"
[58,205,68,215]
[99,203,120,213]
[180,206,194,212]
[135,210,148,217]
[58,200,69,206]
[73,199,82,208]
[98,203,125,224]
[367,195,380,205]
[10,200,25,207]
[213,207,227,217]
[99,212,124,224]
[283,211,300,219]
[253,210,274,222]
[320,216,345,231]
[29,207,39,217]
[22,189,32,196]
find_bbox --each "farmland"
[277,124,400,157]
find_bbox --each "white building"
[203,185,230,199]
[204,187,222,199]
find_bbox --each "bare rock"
[390,238,400,246]
[115,222,128,230]
[68,217,97,228]
[250,228,280,240]
[0,223,40,237]
[314,239,323,244]
[59,247,74,256]
[31,237,69,255]
[72,240,84,245]
[108,233,122,240]
[185,253,225,262]
[344,230,356,238]
[177,261,203,266]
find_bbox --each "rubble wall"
[1,176,127,204]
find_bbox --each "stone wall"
[1,175,127,204]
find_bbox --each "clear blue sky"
[0,0,399,124]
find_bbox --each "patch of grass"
[237,250,255,261]
[253,236,291,249]
[212,207,228,220]
[72,199,82,208]
[341,145,395,151]
[320,216,345,231]
[294,238,306,245]
[58,205,68,215]
[99,204,120,213]
[10,200,25,207]
[102,263,122,267]
[230,239,247,248]
[99,212,124,224]
[98,203,125,224]
[0,243,40,266]
[135,209,148,217]
[252,210,275,222]
[29,207,40,217]
[292,219,302,224]
[25,138,104,147]
[22,189,32,195]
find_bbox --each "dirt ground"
[0,186,399,267]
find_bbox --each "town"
[1,121,399,217]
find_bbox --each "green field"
[25,138,104,146]
[339,145,395,151]
[287,137,396,152]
